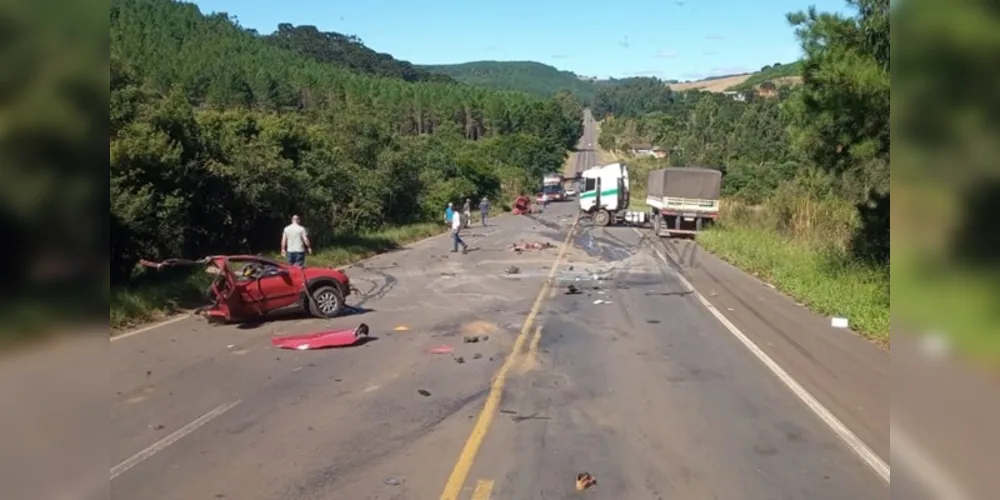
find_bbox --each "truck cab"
[578,162,635,226]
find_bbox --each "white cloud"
[654,49,679,59]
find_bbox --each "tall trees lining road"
[110,0,582,282]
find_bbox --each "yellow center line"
[470,479,495,500]
[438,214,579,500]
[520,325,544,373]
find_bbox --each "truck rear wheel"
[593,209,611,227]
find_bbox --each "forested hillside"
[419,61,600,102]
[263,24,455,84]
[592,77,676,119]
[110,0,581,284]
[598,0,889,339]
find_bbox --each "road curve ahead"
[111,117,889,500]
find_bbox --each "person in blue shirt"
[444,202,455,225]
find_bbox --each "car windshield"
[542,185,562,194]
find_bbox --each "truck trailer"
[646,167,721,237]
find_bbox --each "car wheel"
[308,285,345,318]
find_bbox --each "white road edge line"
[637,229,890,483]
[891,422,972,500]
[110,400,241,481]
[111,314,191,342]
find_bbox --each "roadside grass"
[110,222,447,331]
[697,197,890,344]
[889,184,1000,366]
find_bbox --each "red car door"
[257,268,300,311]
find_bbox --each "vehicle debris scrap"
[509,241,555,252]
[429,345,454,354]
[576,472,597,491]
[271,323,370,350]
[463,335,489,343]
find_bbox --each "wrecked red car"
[140,255,352,323]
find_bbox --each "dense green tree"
[421,61,600,103]
[592,77,675,118]
[787,0,889,262]
[110,0,583,283]
[265,24,455,84]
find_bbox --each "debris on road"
[593,299,611,305]
[393,325,410,331]
[429,345,454,354]
[463,335,488,343]
[383,476,404,486]
[148,424,165,431]
[831,316,849,328]
[417,389,432,397]
[473,353,483,359]
[509,241,555,252]
[271,323,370,350]
[505,265,520,275]
[565,284,582,295]
[454,356,465,364]
[576,472,597,491]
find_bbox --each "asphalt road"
[110,118,894,500]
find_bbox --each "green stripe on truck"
[579,188,619,199]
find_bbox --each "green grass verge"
[698,225,890,343]
[892,251,1000,365]
[110,222,447,331]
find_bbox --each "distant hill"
[265,24,455,83]
[667,61,802,93]
[419,61,599,101]
[728,61,802,91]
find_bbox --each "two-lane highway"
[111,117,891,500]
[450,215,888,499]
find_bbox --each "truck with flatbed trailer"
[646,167,721,237]
[576,163,722,236]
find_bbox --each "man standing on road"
[281,214,312,267]
[479,197,490,226]
[450,205,469,254]
[462,198,472,228]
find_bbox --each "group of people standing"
[278,196,492,266]
[445,197,490,254]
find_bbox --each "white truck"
[647,167,722,237]
[577,162,649,226]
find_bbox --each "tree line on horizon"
[110,0,583,283]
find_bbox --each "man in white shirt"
[281,214,312,267]
[450,208,468,254]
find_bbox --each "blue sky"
[192,0,855,81]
